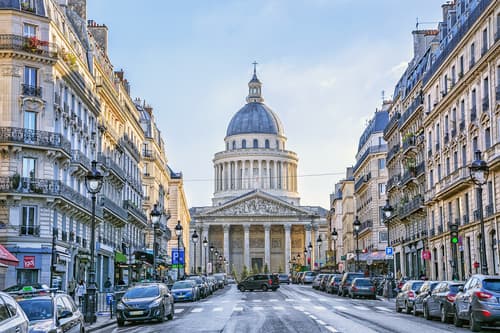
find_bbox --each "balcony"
[383,112,400,138]
[386,144,400,164]
[415,161,425,177]
[387,174,401,191]
[100,195,128,224]
[0,127,71,156]
[401,168,416,186]
[435,166,469,200]
[120,134,140,161]
[70,150,91,173]
[21,84,42,98]
[398,195,424,219]
[438,225,443,234]
[97,153,125,181]
[0,34,57,58]
[358,220,373,234]
[123,200,147,226]
[429,228,435,237]
[354,172,371,192]
[471,106,477,122]
[19,225,40,236]
[399,95,423,129]
[402,135,416,153]
[142,149,156,160]
[463,214,470,225]
[482,97,489,112]
[485,204,494,218]
[353,144,387,172]
[474,209,481,221]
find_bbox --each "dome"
[226,102,284,137]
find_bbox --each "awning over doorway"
[0,244,19,266]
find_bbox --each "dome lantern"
[246,61,263,103]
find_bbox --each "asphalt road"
[93,283,500,333]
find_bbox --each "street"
[92,284,500,333]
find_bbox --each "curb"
[86,319,116,333]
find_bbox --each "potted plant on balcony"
[10,173,20,190]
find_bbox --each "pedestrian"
[104,277,112,292]
[68,280,76,300]
[75,280,86,307]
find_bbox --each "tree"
[263,263,269,274]
[240,265,249,281]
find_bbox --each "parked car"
[238,274,279,292]
[312,274,327,290]
[349,278,376,299]
[13,287,84,333]
[302,271,317,284]
[226,276,236,284]
[326,275,342,294]
[206,276,217,293]
[454,274,500,331]
[0,291,29,333]
[213,274,226,289]
[412,280,439,316]
[186,276,209,298]
[171,280,198,302]
[294,272,305,284]
[319,274,333,292]
[395,280,424,313]
[423,280,463,322]
[116,283,174,326]
[338,272,364,296]
[278,274,290,284]
[3,284,50,293]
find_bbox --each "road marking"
[376,306,392,312]
[309,315,318,320]
[316,319,326,325]
[302,298,311,302]
[191,308,203,313]
[252,299,262,302]
[273,306,285,310]
[318,298,328,301]
[313,306,326,311]
[334,306,349,311]
[325,326,339,332]
[174,309,184,314]
[253,306,264,311]
[234,306,243,311]
[293,306,305,311]
[303,312,310,315]
[213,307,223,312]
[285,299,294,302]
[269,299,278,302]
[202,301,214,304]
[353,305,369,311]
[221,300,231,303]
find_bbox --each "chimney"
[88,20,108,53]
[412,29,438,60]
[144,105,153,115]
[67,0,86,21]
[442,2,454,22]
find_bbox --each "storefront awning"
[0,244,19,266]
[115,251,127,263]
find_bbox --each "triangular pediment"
[203,191,313,217]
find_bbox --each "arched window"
[232,141,236,150]
[253,139,258,148]
[276,140,279,150]
[491,230,498,274]
[226,142,229,150]
[265,139,270,148]
[242,139,246,149]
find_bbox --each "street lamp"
[382,199,394,298]
[317,235,322,269]
[84,160,103,324]
[214,249,219,273]
[353,216,361,272]
[202,237,208,274]
[174,221,183,280]
[191,230,199,275]
[469,150,490,275]
[150,204,161,281]
[308,242,313,269]
[331,228,338,269]
[209,244,214,274]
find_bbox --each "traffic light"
[450,223,459,244]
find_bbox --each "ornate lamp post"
[317,235,322,269]
[469,150,490,275]
[214,249,219,273]
[84,160,103,324]
[308,242,313,270]
[150,204,161,281]
[209,244,214,274]
[353,216,361,272]
[174,221,183,280]
[303,248,307,267]
[382,199,394,298]
[191,230,199,275]
[331,228,338,269]
[202,237,208,274]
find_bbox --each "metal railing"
[399,96,423,128]
[0,34,58,58]
[22,84,42,97]
[123,200,147,224]
[383,112,400,137]
[71,150,91,170]
[19,225,40,236]
[100,196,128,221]
[0,127,71,155]
[353,144,387,172]
[386,144,400,163]
[97,153,126,181]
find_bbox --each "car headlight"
[116,302,126,310]
[149,299,162,308]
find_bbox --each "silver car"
[0,291,29,333]
[302,271,317,284]
[312,274,326,289]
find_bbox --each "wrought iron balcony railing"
[123,200,147,224]
[100,195,128,221]
[19,225,40,236]
[21,84,42,97]
[0,127,71,155]
[0,34,57,58]
[386,144,400,163]
[71,150,91,170]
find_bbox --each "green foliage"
[252,263,259,275]
[231,266,238,283]
[278,265,283,273]
[240,265,249,281]
[263,263,269,274]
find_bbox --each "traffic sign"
[385,247,393,256]
[171,249,185,265]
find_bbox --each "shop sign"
[24,256,35,268]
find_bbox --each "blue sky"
[87,0,442,208]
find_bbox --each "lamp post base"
[83,285,97,324]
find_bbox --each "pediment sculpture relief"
[212,198,302,216]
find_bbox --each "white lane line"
[203,301,214,304]
[233,306,243,311]
[285,299,294,302]
[213,307,223,312]
[318,298,328,301]
[376,306,392,312]
[191,308,203,313]
[174,309,184,314]
[252,299,262,302]
[334,306,349,311]
[302,298,311,302]
[221,300,231,303]
[253,306,264,311]
[303,312,310,315]
[316,319,326,325]
[269,299,278,302]
[309,315,318,320]
[353,305,369,311]
[313,306,326,311]
[293,306,304,311]
[325,326,339,332]
[273,306,285,310]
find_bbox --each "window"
[453,151,458,171]
[484,77,489,101]
[462,145,467,167]
[429,170,434,187]
[470,42,475,66]
[437,163,441,180]
[23,23,36,37]
[241,139,246,149]
[378,183,386,197]
[0,297,10,322]
[482,28,488,54]
[265,139,270,149]
[485,128,491,149]
[459,55,464,76]
[451,66,456,85]
[24,111,36,130]
[444,74,448,93]
[378,158,385,169]
[379,231,388,242]
[253,139,258,148]
[446,157,450,175]
[24,66,37,87]
[472,136,478,153]
[17,269,38,286]
[232,141,236,150]
[22,157,36,178]
[460,99,465,122]
[21,206,37,235]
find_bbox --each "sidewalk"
[84,314,116,332]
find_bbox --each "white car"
[0,291,29,333]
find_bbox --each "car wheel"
[239,286,245,292]
[158,306,165,323]
[167,303,174,320]
[261,285,268,292]
[440,305,449,323]
[412,304,418,316]
[405,302,411,314]
[453,308,463,327]
[117,319,125,327]
[271,288,277,291]
[396,302,402,313]
[470,311,481,332]
[423,304,430,320]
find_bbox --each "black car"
[412,280,439,316]
[238,274,279,292]
[326,275,342,294]
[423,280,463,323]
[14,288,84,333]
[338,272,364,297]
[116,283,174,326]
[186,276,209,298]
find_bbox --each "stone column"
[274,161,278,189]
[285,224,291,274]
[202,225,209,273]
[223,224,230,266]
[258,160,262,188]
[244,224,250,269]
[250,160,254,189]
[264,224,271,270]
[305,224,312,267]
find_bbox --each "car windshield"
[483,279,500,292]
[347,274,364,281]
[124,286,159,298]
[214,276,223,281]
[305,272,316,276]
[279,274,288,278]
[411,282,424,290]
[450,284,463,293]
[188,277,202,284]
[172,282,193,289]
[18,299,53,321]
[430,283,440,291]
[355,279,372,286]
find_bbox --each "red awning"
[0,244,19,266]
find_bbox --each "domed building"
[191,68,327,275]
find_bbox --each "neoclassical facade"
[191,70,327,275]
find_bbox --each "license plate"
[129,311,143,316]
